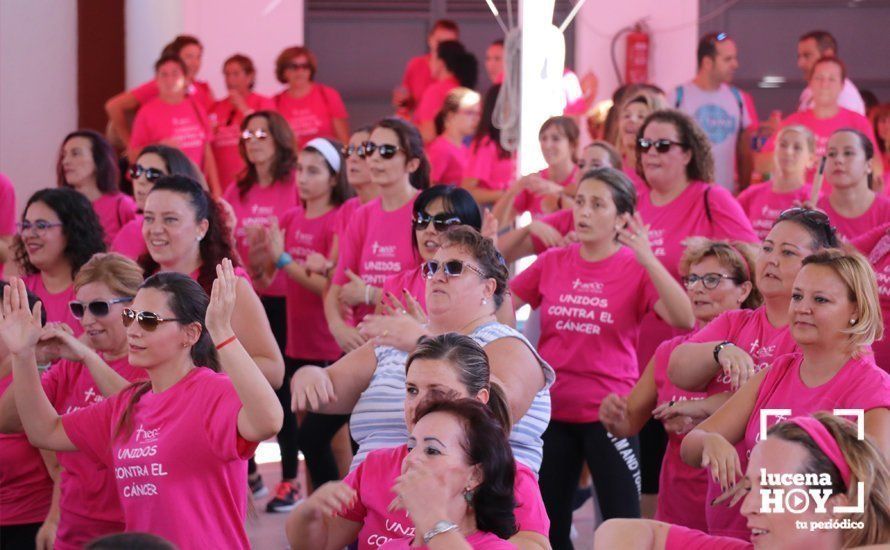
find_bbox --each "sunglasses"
[682,273,736,290]
[364,142,403,160]
[17,220,63,235]
[69,297,133,319]
[241,129,269,141]
[129,164,165,183]
[121,308,183,331]
[287,62,312,71]
[637,138,688,154]
[421,259,486,280]
[413,212,462,232]
[342,143,368,159]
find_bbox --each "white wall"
[0,1,78,217]
[126,0,185,89]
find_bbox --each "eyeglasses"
[413,212,462,232]
[364,142,404,160]
[121,308,183,331]
[286,62,312,71]
[682,273,736,290]
[342,143,368,159]
[69,297,133,319]
[129,164,165,183]
[637,138,688,154]
[17,220,63,235]
[421,259,487,280]
[241,129,269,141]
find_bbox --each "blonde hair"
[769,412,890,547]
[615,90,667,157]
[435,87,481,135]
[679,239,762,309]
[776,124,816,154]
[801,247,883,355]
[73,253,144,297]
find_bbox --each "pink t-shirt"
[817,193,890,241]
[333,196,419,324]
[379,532,516,549]
[60,367,258,550]
[510,244,658,422]
[464,137,516,192]
[280,206,341,361]
[736,181,813,240]
[402,55,434,110]
[706,352,890,539]
[131,79,215,111]
[92,193,137,246]
[222,179,299,297]
[0,374,53,526]
[622,164,648,195]
[340,445,547,549]
[381,266,426,313]
[428,136,469,186]
[130,97,211,167]
[764,108,879,161]
[42,356,146,548]
[513,166,580,218]
[414,77,460,124]
[274,84,348,148]
[665,525,752,550]
[652,333,710,531]
[335,196,363,237]
[0,172,16,279]
[209,93,276,190]
[110,215,148,260]
[22,274,80,336]
[851,222,890,371]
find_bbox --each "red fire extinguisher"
[625,25,650,84]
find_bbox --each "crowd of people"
[1,19,890,550]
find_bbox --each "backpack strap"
[674,85,684,109]
[704,186,713,224]
[729,86,745,136]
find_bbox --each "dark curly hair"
[636,109,715,185]
[371,118,431,190]
[440,226,508,308]
[57,130,121,194]
[412,397,517,540]
[236,111,297,200]
[138,176,239,294]
[14,188,107,277]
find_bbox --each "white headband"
[304,138,341,173]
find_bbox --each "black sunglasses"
[121,308,183,331]
[421,259,486,280]
[342,143,368,159]
[287,62,312,71]
[637,138,688,154]
[69,297,133,319]
[413,212,462,232]
[364,142,403,160]
[682,273,736,290]
[129,164,165,182]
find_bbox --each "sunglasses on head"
[287,62,312,71]
[342,143,368,159]
[681,273,736,290]
[636,138,688,154]
[364,142,403,160]
[241,129,269,141]
[421,259,486,280]
[413,212,462,232]
[129,164,165,182]
[69,297,133,319]
[121,308,183,331]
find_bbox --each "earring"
[482,297,488,305]
[196,235,203,242]
[463,487,474,506]
[850,319,857,325]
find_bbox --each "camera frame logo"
[758,409,865,516]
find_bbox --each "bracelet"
[276,252,294,270]
[215,334,238,350]
[423,520,458,545]
[364,284,371,305]
[713,341,734,364]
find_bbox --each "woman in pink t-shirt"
[595,412,890,549]
[57,130,136,246]
[273,46,350,147]
[287,333,549,550]
[492,116,580,227]
[615,89,666,193]
[462,85,517,206]
[851,221,890,370]
[599,240,760,530]
[336,127,381,237]
[681,249,890,539]
[737,125,815,239]
[326,119,430,352]
[510,168,695,548]
[2,262,283,550]
[13,189,106,334]
[428,87,480,186]
[210,54,276,190]
[112,144,205,260]
[817,129,890,240]
[415,40,478,143]
[129,54,220,195]
[139,176,284,389]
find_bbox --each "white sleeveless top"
[349,322,555,474]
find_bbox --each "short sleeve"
[338,462,368,522]
[129,109,151,153]
[130,80,159,105]
[510,253,547,308]
[201,376,257,461]
[322,86,348,119]
[60,396,117,466]
[40,362,67,407]
[705,186,759,243]
[117,195,138,226]
[513,465,549,535]
[688,310,737,344]
[0,174,16,235]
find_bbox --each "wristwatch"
[423,520,458,545]
[713,341,735,363]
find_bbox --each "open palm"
[0,278,44,356]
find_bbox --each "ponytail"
[486,382,512,433]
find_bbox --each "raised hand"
[616,212,656,265]
[206,259,238,341]
[358,313,427,352]
[38,324,91,362]
[0,278,44,357]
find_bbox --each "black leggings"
[0,523,41,550]
[277,357,350,487]
[639,417,668,495]
[539,420,641,550]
